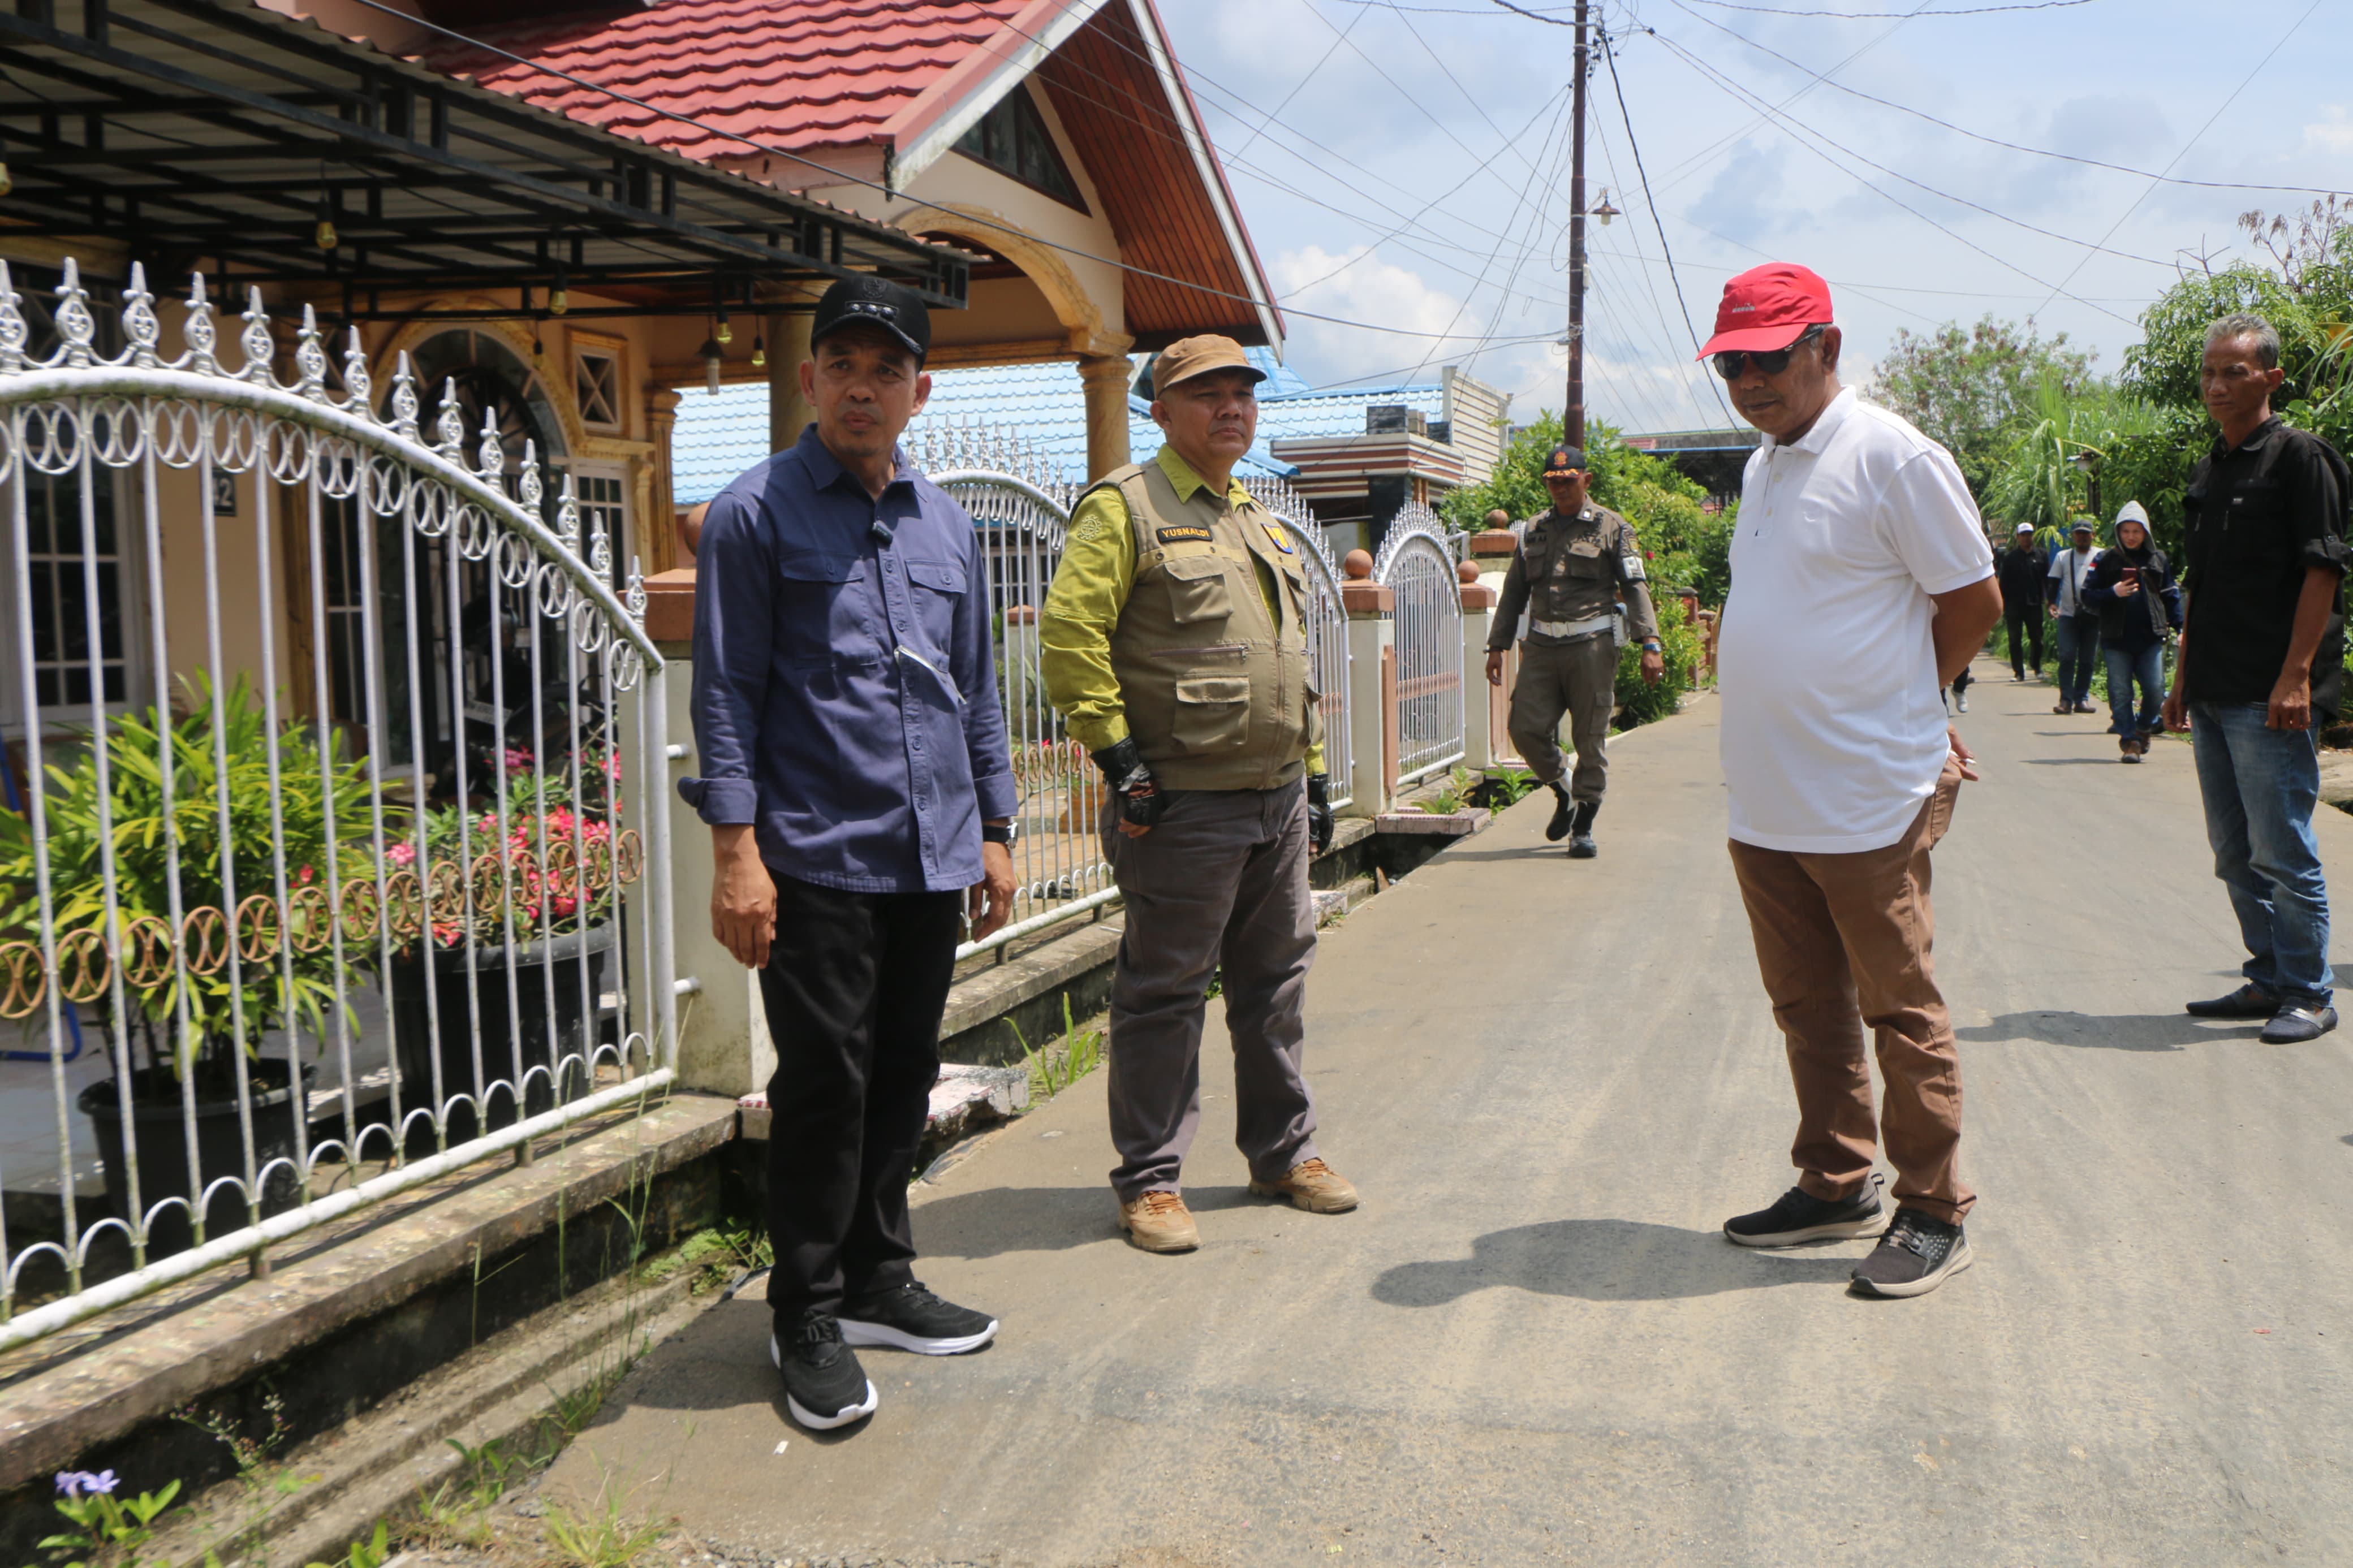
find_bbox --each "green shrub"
[1614,594,1703,729]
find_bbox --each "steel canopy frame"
[0,0,971,317]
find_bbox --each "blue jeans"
[2190,702,2334,1008]
[2054,615,2100,705]
[2104,641,2165,738]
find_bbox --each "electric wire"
[1665,3,2347,198]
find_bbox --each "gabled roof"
[419,0,1282,348]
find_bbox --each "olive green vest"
[1094,460,1320,791]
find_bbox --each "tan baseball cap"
[1152,335,1266,395]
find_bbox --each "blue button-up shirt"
[679,426,1017,895]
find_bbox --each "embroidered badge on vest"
[1261,521,1295,554]
[1157,524,1213,545]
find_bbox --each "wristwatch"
[981,821,1018,846]
[1641,639,1663,654]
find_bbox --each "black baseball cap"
[1542,443,1588,477]
[809,275,930,364]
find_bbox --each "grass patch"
[1010,994,1107,1102]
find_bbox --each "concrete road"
[553,661,2353,1566]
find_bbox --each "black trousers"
[2005,610,2045,677]
[757,870,963,1322]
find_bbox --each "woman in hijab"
[2083,500,2183,762]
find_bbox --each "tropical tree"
[1865,314,2095,503]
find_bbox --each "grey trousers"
[1102,779,1320,1202]
[1507,634,1617,801]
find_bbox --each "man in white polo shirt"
[1700,263,2003,1300]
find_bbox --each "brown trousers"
[1726,758,1973,1224]
[1507,634,1618,801]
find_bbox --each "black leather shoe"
[1544,784,1574,843]
[2185,984,2277,1019]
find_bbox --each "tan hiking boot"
[1119,1190,1200,1252]
[1249,1158,1359,1213]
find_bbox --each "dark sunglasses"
[1712,323,1826,381]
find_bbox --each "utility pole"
[1565,1,1589,450]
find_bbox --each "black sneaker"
[770,1314,879,1430]
[839,1281,999,1355]
[1544,784,1574,843]
[2260,1004,2338,1044]
[1567,800,1599,859]
[2185,983,2277,1019]
[1723,1176,1888,1248]
[1849,1208,1972,1299]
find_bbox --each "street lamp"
[1592,188,1621,227]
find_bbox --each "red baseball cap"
[1694,263,1834,359]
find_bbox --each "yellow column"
[766,310,815,455]
[646,387,682,572]
[1078,354,1132,481]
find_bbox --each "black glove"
[1091,736,1170,831]
[1306,772,1335,854]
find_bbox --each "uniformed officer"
[1483,443,1664,858]
[1038,334,1356,1254]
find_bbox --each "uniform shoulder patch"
[1156,524,1213,545]
[1261,521,1295,554]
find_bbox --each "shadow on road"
[1955,1010,2254,1051]
[1371,1218,1852,1306]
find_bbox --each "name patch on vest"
[1156,525,1214,546]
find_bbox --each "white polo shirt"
[1718,388,1992,853]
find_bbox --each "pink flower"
[297,864,316,885]
[553,895,578,918]
[387,843,416,867]
[504,748,535,774]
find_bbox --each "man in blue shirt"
[682,277,1018,1431]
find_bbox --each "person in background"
[2165,312,2350,1045]
[1997,522,2048,680]
[2083,501,2180,763]
[1484,444,1665,858]
[684,277,1018,1432]
[1700,261,2001,1300]
[1037,334,1356,1254]
[2046,520,2102,715]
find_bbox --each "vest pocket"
[1171,674,1251,751]
[1162,554,1236,625]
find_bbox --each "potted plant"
[0,675,377,1252]
[385,745,623,1145]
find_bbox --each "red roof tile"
[417,0,1037,162]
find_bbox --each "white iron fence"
[1374,525,1467,787]
[0,260,675,1350]
[903,428,1350,956]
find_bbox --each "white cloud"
[1269,245,1485,383]
[2302,106,2353,154]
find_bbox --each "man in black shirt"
[1996,522,2048,680]
[2163,312,2351,1044]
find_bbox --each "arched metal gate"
[0,261,674,1350]
[1375,525,1466,787]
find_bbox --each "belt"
[1528,612,1615,641]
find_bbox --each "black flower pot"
[77,1057,313,1258]
[386,922,613,1147]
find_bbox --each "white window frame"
[571,333,628,435]
[0,457,152,742]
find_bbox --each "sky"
[1154,0,2350,435]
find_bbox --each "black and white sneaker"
[771,1314,879,1430]
[1723,1175,1889,1248]
[2260,1004,2338,1044]
[838,1281,999,1355]
[1848,1208,1973,1299]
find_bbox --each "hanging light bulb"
[751,331,766,369]
[697,335,725,395]
[714,305,733,347]
[1592,188,1621,227]
[0,161,12,197]
[314,215,338,249]
[550,279,569,316]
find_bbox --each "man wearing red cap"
[1700,263,2002,1299]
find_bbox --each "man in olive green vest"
[1484,443,1664,858]
[1039,335,1358,1254]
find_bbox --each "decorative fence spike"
[0,261,23,373]
[342,327,372,412]
[477,405,503,483]
[519,438,544,513]
[183,271,218,377]
[433,377,466,463]
[625,555,648,623]
[55,258,97,368]
[240,286,274,385]
[555,473,580,556]
[294,304,329,401]
[389,352,420,440]
[123,261,161,369]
